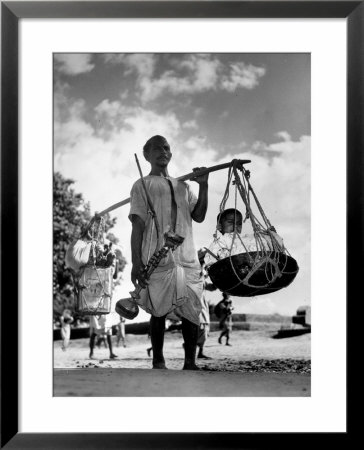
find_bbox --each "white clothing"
[129,175,203,325]
[89,314,113,335]
[205,231,284,267]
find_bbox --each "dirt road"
[54,329,310,396]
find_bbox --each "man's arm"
[191,167,209,223]
[130,214,148,288]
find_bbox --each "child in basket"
[204,208,244,267]
[204,208,284,267]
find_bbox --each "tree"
[53,172,127,319]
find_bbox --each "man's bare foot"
[197,354,212,359]
[110,353,118,359]
[152,362,167,369]
[182,363,200,370]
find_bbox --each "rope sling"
[206,160,299,297]
[73,216,114,315]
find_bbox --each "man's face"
[148,138,172,168]
[221,212,243,234]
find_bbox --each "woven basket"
[75,266,113,315]
[207,251,299,297]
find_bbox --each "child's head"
[217,208,243,234]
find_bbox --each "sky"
[54,53,310,322]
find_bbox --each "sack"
[65,239,92,271]
[214,300,225,319]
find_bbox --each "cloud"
[250,132,310,166]
[276,131,291,142]
[103,54,266,103]
[182,120,198,130]
[220,62,266,91]
[136,57,220,102]
[54,54,95,75]
[54,83,95,149]
[54,89,184,217]
[95,99,124,119]
[245,135,311,247]
[104,53,156,78]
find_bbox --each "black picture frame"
[1,1,359,448]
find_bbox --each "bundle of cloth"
[65,238,116,272]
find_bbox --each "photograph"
[53,52,311,397]
[2,0,357,444]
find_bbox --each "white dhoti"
[137,264,203,325]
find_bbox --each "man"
[129,135,209,370]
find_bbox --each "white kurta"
[89,314,113,335]
[129,175,203,325]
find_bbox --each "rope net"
[206,160,299,297]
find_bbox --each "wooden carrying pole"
[97,159,251,216]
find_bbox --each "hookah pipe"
[129,230,184,302]
[115,231,184,319]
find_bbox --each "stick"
[97,159,251,216]
[176,160,250,182]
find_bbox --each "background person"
[89,314,117,359]
[116,317,127,348]
[218,293,234,346]
[60,308,74,351]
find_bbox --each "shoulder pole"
[97,159,251,216]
